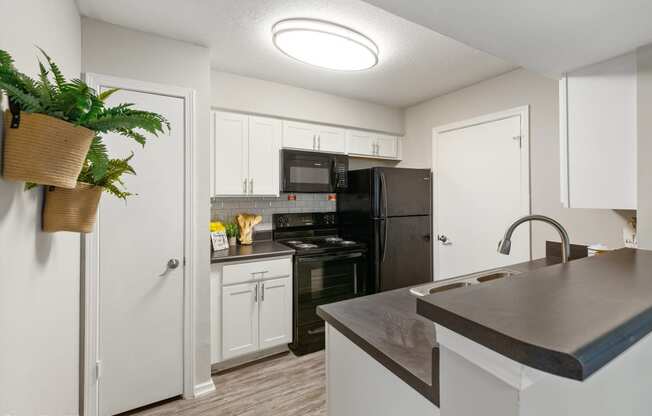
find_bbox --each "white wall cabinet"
[560,52,637,209]
[282,120,346,153]
[211,111,281,197]
[346,130,401,160]
[211,256,293,364]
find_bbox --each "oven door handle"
[297,252,364,263]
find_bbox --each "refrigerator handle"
[380,171,389,263]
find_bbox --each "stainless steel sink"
[409,268,522,297]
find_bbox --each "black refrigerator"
[337,167,433,292]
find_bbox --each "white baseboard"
[193,379,216,398]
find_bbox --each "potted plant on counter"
[0,47,168,189]
[225,222,239,246]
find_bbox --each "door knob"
[437,235,452,245]
[160,259,180,276]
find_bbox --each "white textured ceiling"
[76,0,516,108]
[362,0,652,77]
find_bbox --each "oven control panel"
[274,212,337,229]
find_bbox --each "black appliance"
[337,167,433,292]
[273,212,367,355]
[281,149,348,193]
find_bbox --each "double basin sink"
[410,268,522,297]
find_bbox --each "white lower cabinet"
[212,256,293,364]
[259,277,292,349]
[222,282,259,360]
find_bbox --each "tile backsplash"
[211,193,336,225]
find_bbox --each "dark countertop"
[211,241,295,264]
[316,257,559,406]
[418,248,652,381]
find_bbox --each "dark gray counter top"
[211,241,295,264]
[418,249,652,381]
[316,257,559,406]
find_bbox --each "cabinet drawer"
[222,257,292,286]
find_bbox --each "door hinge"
[513,135,522,148]
[95,360,102,380]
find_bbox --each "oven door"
[281,150,338,193]
[293,251,367,343]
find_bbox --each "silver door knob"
[167,259,180,269]
[438,235,452,245]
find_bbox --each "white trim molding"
[82,73,197,416]
[193,379,217,398]
[431,105,532,279]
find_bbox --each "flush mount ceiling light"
[272,18,379,71]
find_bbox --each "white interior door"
[435,111,529,280]
[213,111,248,195]
[98,87,185,415]
[259,277,292,349]
[248,116,281,196]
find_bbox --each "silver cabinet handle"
[159,258,180,276]
[254,283,258,303]
[249,178,254,194]
[313,135,316,150]
[318,135,321,150]
[261,283,265,301]
[243,178,247,194]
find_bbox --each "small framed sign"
[211,231,229,251]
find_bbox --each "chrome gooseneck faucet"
[498,215,571,263]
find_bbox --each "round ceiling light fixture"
[272,18,379,71]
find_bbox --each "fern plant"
[0,47,170,199]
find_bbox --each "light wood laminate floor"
[127,351,325,416]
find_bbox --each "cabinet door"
[210,264,222,364]
[375,134,399,159]
[248,116,281,196]
[317,126,347,153]
[561,52,637,209]
[347,130,376,156]
[259,277,292,349]
[213,111,248,196]
[283,121,317,151]
[222,282,259,360]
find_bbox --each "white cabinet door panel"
[317,126,347,153]
[283,121,317,151]
[213,111,248,196]
[248,116,281,196]
[222,282,259,360]
[376,134,398,158]
[347,130,375,156]
[259,277,292,349]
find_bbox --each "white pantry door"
[435,110,530,279]
[98,87,185,415]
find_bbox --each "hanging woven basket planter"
[42,182,103,233]
[2,110,94,189]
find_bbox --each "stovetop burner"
[339,241,356,246]
[324,237,343,243]
[295,243,319,249]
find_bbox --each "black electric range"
[273,212,368,355]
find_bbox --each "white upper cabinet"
[212,111,248,196]
[282,120,346,153]
[560,52,637,209]
[282,120,318,151]
[346,130,401,159]
[248,116,281,196]
[212,111,280,197]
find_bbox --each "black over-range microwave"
[281,149,348,193]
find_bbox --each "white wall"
[81,18,213,389]
[0,1,82,414]
[402,69,632,257]
[211,70,404,135]
[638,45,652,249]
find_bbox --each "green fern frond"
[0,80,41,111]
[37,46,66,88]
[98,88,119,102]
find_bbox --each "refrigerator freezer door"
[375,168,432,218]
[375,216,433,291]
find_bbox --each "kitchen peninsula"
[319,249,652,416]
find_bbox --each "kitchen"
[1,1,652,416]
